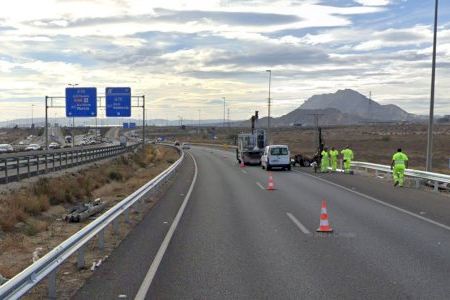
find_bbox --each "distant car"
[48,142,61,149]
[181,143,191,149]
[174,141,180,146]
[0,144,14,153]
[25,144,42,151]
[261,145,291,171]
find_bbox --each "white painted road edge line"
[286,213,311,235]
[134,152,199,300]
[295,170,450,232]
[256,182,265,190]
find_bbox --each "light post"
[198,109,201,135]
[426,0,439,172]
[68,84,78,148]
[31,104,35,131]
[266,70,272,143]
[223,97,226,128]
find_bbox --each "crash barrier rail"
[0,144,139,184]
[189,142,237,149]
[351,161,450,191]
[0,145,184,299]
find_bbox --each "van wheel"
[287,165,292,171]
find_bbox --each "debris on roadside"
[32,247,43,263]
[64,198,106,223]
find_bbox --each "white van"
[261,145,291,171]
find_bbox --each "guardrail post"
[59,153,62,170]
[36,155,40,174]
[27,157,31,178]
[98,229,105,250]
[339,159,343,171]
[113,219,120,235]
[45,154,48,173]
[52,153,56,172]
[16,157,20,181]
[434,181,439,192]
[4,159,8,184]
[48,268,57,299]
[77,245,85,269]
[125,209,130,224]
[375,169,379,177]
[415,178,420,189]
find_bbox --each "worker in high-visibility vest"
[321,147,330,173]
[329,147,339,172]
[341,146,354,173]
[391,148,408,187]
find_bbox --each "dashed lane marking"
[256,182,265,190]
[286,212,311,235]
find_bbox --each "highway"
[74,146,450,299]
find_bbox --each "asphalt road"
[74,146,450,299]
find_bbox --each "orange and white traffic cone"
[239,160,245,168]
[267,172,275,191]
[316,200,333,232]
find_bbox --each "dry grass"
[0,145,177,233]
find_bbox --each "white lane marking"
[294,170,450,232]
[256,182,265,190]
[286,213,311,235]
[135,152,198,300]
[241,169,248,174]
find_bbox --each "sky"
[0,0,449,122]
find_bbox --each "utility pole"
[309,113,323,150]
[266,70,272,143]
[426,0,439,172]
[227,108,230,128]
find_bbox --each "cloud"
[354,0,390,6]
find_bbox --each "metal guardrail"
[0,146,184,299]
[352,161,450,191]
[0,144,138,184]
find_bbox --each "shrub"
[108,170,123,181]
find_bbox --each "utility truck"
[236,111,267,165]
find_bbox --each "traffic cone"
[267,172,275,190]
[239,160,245,168]
[316,200,333,232]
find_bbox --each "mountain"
[299,89,414,122]
[253,108,364,127]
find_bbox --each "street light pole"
[223,97,226,128]
[426,0,439,172]
[266,70,272,143]
[198,109,201,135]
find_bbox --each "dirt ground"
[0,145,179,299]
[150,124,450,174]
[0,128,38,144]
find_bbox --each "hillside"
[300,89,414,122]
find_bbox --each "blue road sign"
[66,87,97,117]
[106,87,131,117]
[129,122,136,129]
[123,122,129,129]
